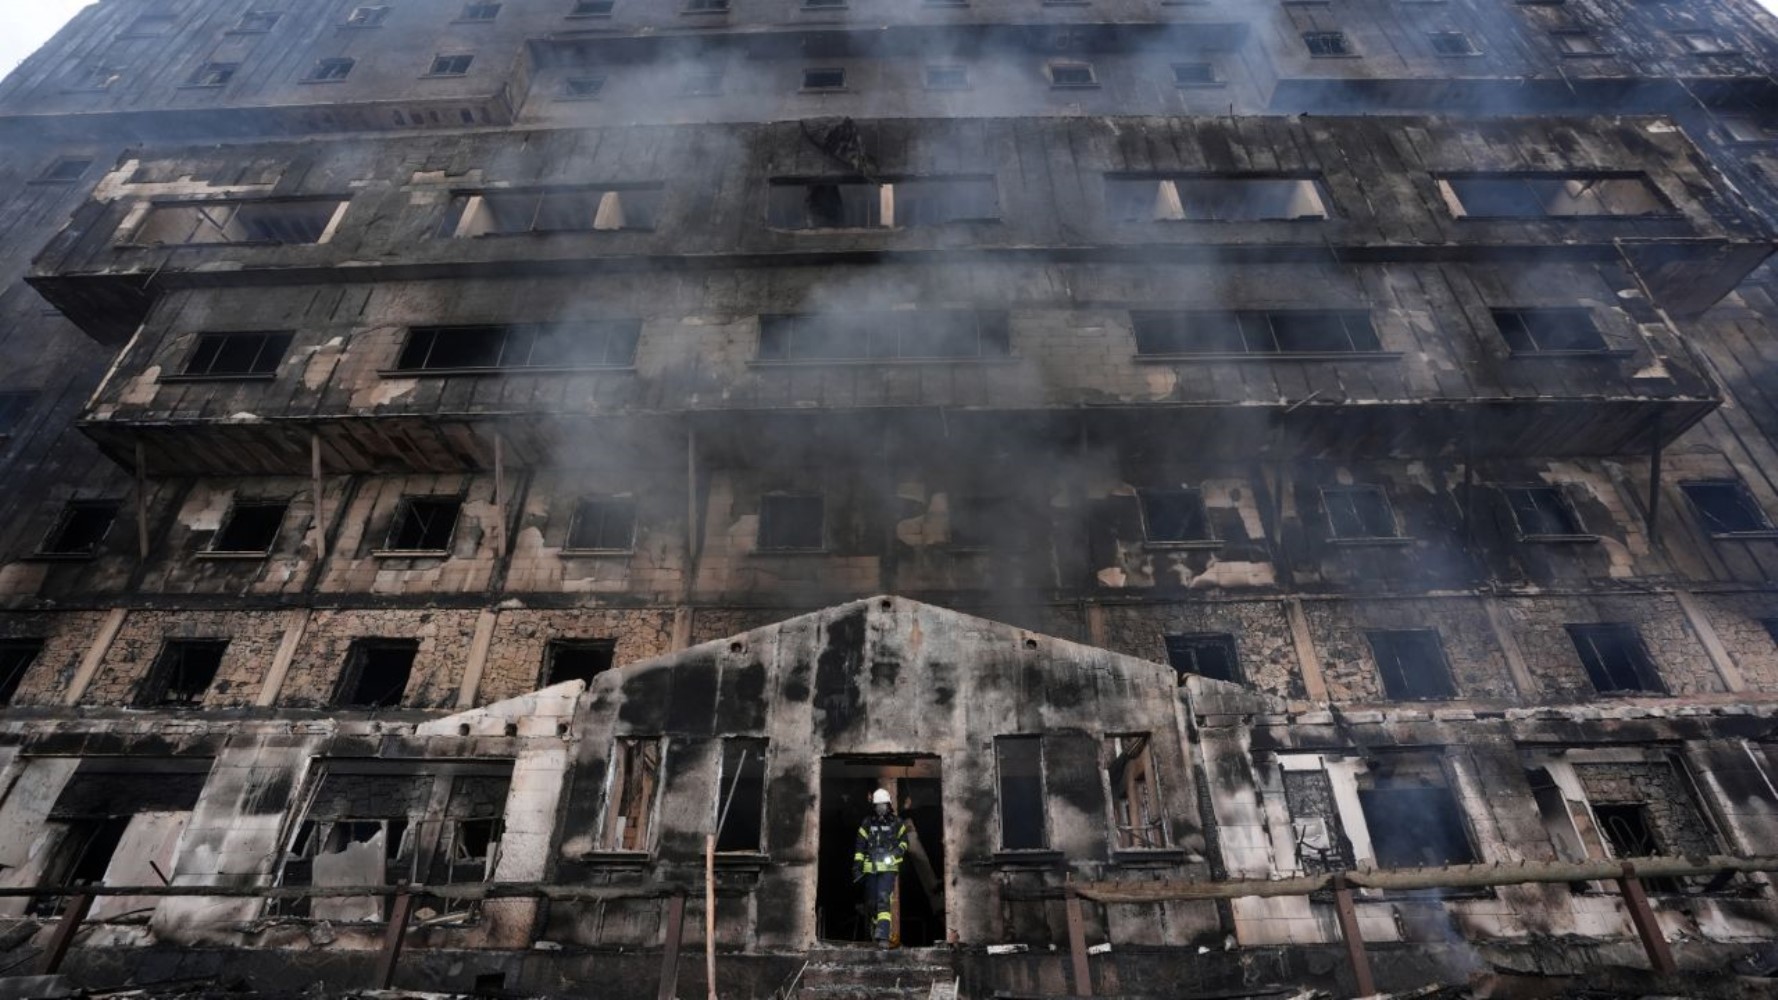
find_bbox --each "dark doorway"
[817,755,945,947]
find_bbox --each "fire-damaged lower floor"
[1,597,1777,998]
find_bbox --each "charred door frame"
[816,753,947,948]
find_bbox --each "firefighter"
[852,787,909,948]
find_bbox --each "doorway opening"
[817,755,946,947]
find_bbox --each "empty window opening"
[346,6,390,26]
[759,311,1008,362]
[563,75,606,98]
[1552,31,1605,55]
[805,0,848,7]
[1322,485,1398,539]
[545,639,614,686]
[758,493,824,551]
[234,11,280,32]
[428,54,474,77]
[1428,31,1479,55]
[567,496,637,551]
[995,736,1047,851]
[1357,766,1477,868]
[1438,174,1664,218]
[1503,485,1586,538]
[460,2,502,20]
[0,640,44,705]
[211,499,287,553]
[1171,61,1218,85]
[602,737,665,851]
[716,738,768,853]
[307,58,355,82]
[336,640,418,708]
[947,495,1004,549]
[1107,174,1330,222]
[1573,757,1720,891]
[1048,61,1097,86]
[181,331,293,377]
[926,64,969,89]
[1567,623,1664,694]
[443,186,663,235]
[1131,311,1379,356]
[1139,489,1211,543]
[396,322,640,372]
[40,501,120,557]
[1681,480,1773,535]
[802,67,846,90]
[1674,31,1732,54]
[29,818,130,917]
[36,158,92,184]
[686,0,730,10]
[1107,735,1168,850]
[187,62,239,88]
[0,391,39,435]
[1302,31,1354,56]
[139,639,227,707]
[132,199,346,246]
[1491,309,1608,354]
[1525,767,1590,867]
[384,496,460,552]
[571,0,616,14]
[1164,633,1240,684]
[1592,803,1684,893]
[767,176,998,229]
[442,817,503,884]
[1366,629,1457,700]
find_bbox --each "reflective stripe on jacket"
[853,814,909,874]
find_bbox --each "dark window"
[1322,485,1397,539]
[926,64,969,89]
[133,199,345,245]
[384,496,461,552]
[1503,486,1585,538]
[346,6,390,25]
[1428,31,1478,55]
[1140,489,1211,543]
[686,0,730,9]
[29,818,129,916]
[1761,618,1778,649]
[564,76,607,98]
[805,0,848,6]
[1164,633,1240,684]
[1171,62,1218,85]
[1107,735,1168,849]
[443,186,663,235]
[947,495,1004,549]
[1366,629,1457,700]
[211,499,287,553]
[1358,781,1476,867]
[336,640,418,707]
[571,0,616,14]
[1131,311,1378,355]
[1491,309,1607,354]
[0,640,44,705]
[460,2,502,19]
[1591,803,1680,891]
[567,496,637,551]
[181,331,292,377]
[995,736,1047,850]
[36,158,92,183]
[1440,174,1665,218]
[234,11,280,31]
[1681,480,1773,535]
[306,58,355,82]
[758,494,824,551]
[1303,32,1353,56]
[395,323,640,371]
[715,738,767,853]
[187,62,239,88]
[603,738,663,850]
[802,67,846,90]
[758,312,1009,362]
[1567,624,1664,694]
[139,639,227,707]
[767,176,997,229]
[1048,62,1097,86]
[0,391,38,435]
[545,639,615,686]
[428,54,474,76]
[1552,31,1605,55]
[40,501,120,556]
[1107,175,1330,222]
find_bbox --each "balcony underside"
[79,397,1719,477]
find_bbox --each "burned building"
[3,0,1778,995]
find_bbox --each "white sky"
[2,0,1778,83]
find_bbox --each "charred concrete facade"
[4,0,1778,996]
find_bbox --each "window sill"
[376,366,636,378]
[1134,352,1402,363]
[195,550,274,560]
[750,357,1015,368]
[1705,530,1778,540]
[159,373,279,383]
[1144,540,1222,551]
[370,549,452,559]
[560,548,634,557]
[992,850,1066,868]
[1327,536,1414,547]
[1506,349,1635,360]
[1519,533,1600,544]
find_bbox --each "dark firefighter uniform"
[853,809,909,944]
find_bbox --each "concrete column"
[63,607,128,706]
[1285,598,1329,701]
[1482,596,1540,699]
[455,609,501,709]
[672,606,694,651]
[1673,589,1748,693]
[255,608,312,707]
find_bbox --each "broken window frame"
[1566,623,1666,694]
[427,54,475,77]
[392,322,641,373]
[28,817,132,917]
[0,639,44,706]
[137,639,229,708]
[1302,31,1355,57]
[1106,174,1332,222]
[1046,61,1098,87]
[1680,479,1776,537]
[1500,484,1592,541]
[1551,30,1608,55]
[440,185,664,236]
[1364,629,1458,701]
[230,10,280,33]
[561,75,607,99]
[1130,310,1383,357]
[127,198,348,247]
[765,176,1000,230]
[1490,308,1612,355]
[305,57,355,83]
[1436,172,1672,219]
[994,735,1049,853]
[1105,734,1171,851]
[458,1,502,21]
[600,736,667,853]
[174,330,294,379]
[381,495,462,553]
[801,66,846,91]
[36,500,122,558]
[1353,757,1480,869]
[1138,488,1214,545]
[757,311,1011,363]
[334,639,419,709]
[209,498,290,554]
[570,0,617,16]
[1321,484,1400,541]
[757,493,826,552]
[1163,633,1241,685]
[1170,61,1220,86]
[565,495,638,552]
[714,738,768,854]
[544,638,615,687]
[1427,30,1480,56]
[185,62,240,88]
[344,5,390,27]
[1277,757,1358,877]
[1673,31,1734,55]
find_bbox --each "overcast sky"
[3,0,1778,81]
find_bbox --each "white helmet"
[872,789,893,806]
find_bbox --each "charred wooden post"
[1331,874,1374,999]
[1616,862,1677,978]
